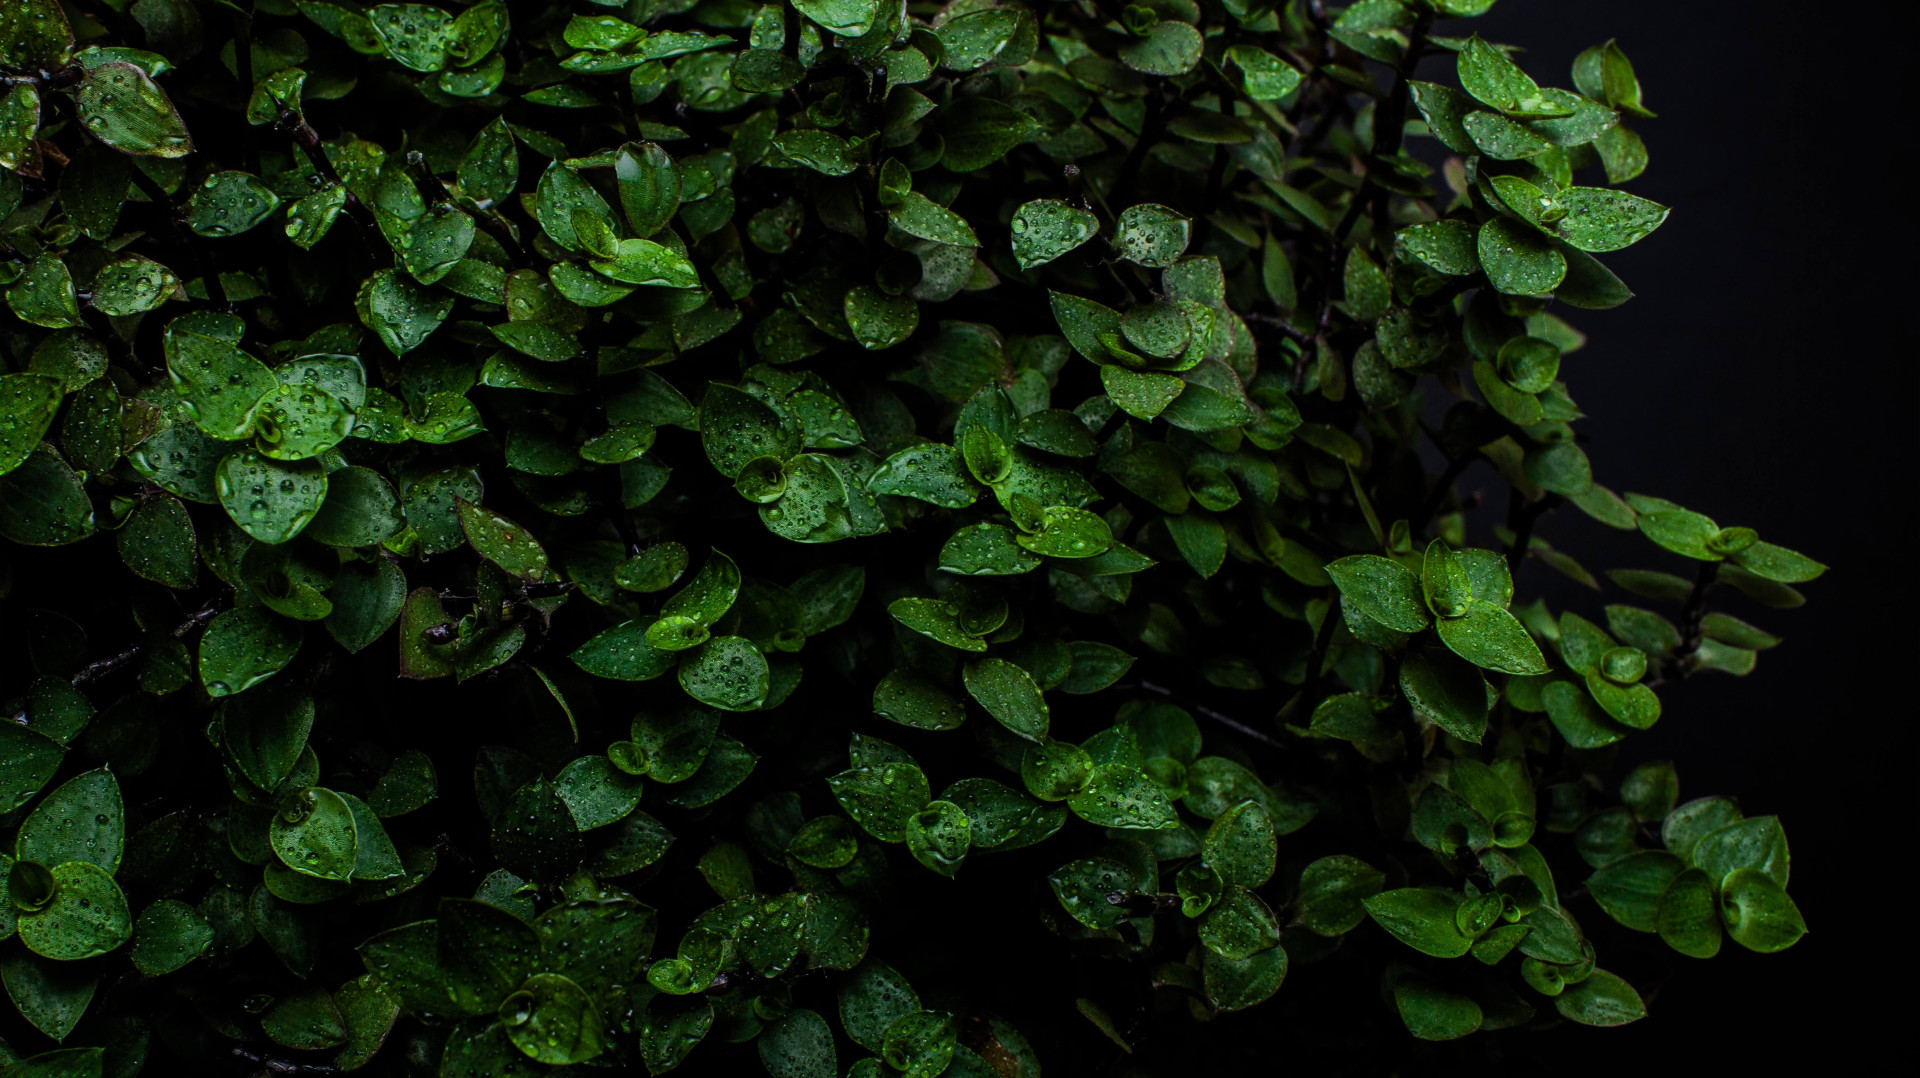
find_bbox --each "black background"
[1456,0,1904,1068]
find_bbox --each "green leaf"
[439,898,541,1016]
[1718,867,1805,953]
[1656,866,1723,958]
[166,329,277,440]
[130,899,214,975]
[189,171,282,237]
[1393,978,1483,1040]
[0,722,64,814]
[1553,187,1669,253]
[572,621,676,682]
[962,658,1049,741]
[905,800,972,876]
[590,238,701,287]
[1691,816,1790,888]
[1202,801,1276,888]
[1479,217,1567,295]
[1058,641,1136,694]
[270,787,359,881]
[459,117,519,205]
[1068,764,1177,829]
[845,286,919,350]
[793,0,881,36]
[1395,219,1479,276]
[199,605,302,698]
[1015,505,1112,559]
[217,451,328,544]
[936,9,1024,72]
[677,636,771,711]
[1398,648,1490,742]
[760,1007,837,1078]
[888,597,988,652]
[253,381,355,461]
[939,97,1040,172]
[368,4,455,71]
[1296,855,1386,936]
[501,973,606,1064]
[259,988,346,1053]
[1731,540,1825,583]
[1100,366,1185,420]
[873,670,966,731]
[772,130,860,177]
[356,269,453,355]
[6,256,82,329]
[0,448,95,546]
[75,62,192,157]
[555,755,643,830]
[0,950,96,1042]
[1202,945,1287,1012]
[1200,886,1280,960]
[220,688,314,793]
[940,523,1042,575]
[0,0,73,71]
[1554,969,1646,1026]
[1456,35,1542,113]
[87,255,180,317]
[1119,21,1204,76]
[0,374,64,476]
[1435,599,1549,674]
[14,862,131,961]
[1327,555,1430,633]
[1226,46,1304,101]
[839,961,919,1054]
[1586,851,1684,932]
[396,208,477,284]
[828,760,930,842]
[1363,888,1472,958]
[1112,204,1191,268]
[1049,857,1137,930]
[1011,200,1099,270]
[701,384,798,479]
[889,192,980,247]
[456,500,547,580]
[285,183,348,249]
[789,816,860,869]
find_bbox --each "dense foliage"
[0,0,1818,1073]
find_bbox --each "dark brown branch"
[228,1042,337,1076]
[70,596,224,687]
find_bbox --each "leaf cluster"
[0,0,1816,1073]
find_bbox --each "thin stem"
[1677,560,1719,656]
[1504,492,1563,573]
[1303,583,1341,694]
[228,1042,337,1075]
[71,596,223,687]
[124,166,227,307]
[1246,310,1311,346]
[1124,680,1285,750]
[1111,88,1166,199]
[1416,452,1475,533]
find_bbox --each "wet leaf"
[0,374,64,476]
[1011,200,1099,271]
[76,62,192,157]
[216,450,328,544]
[188,172,281,237]
[962,658,1049,741]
